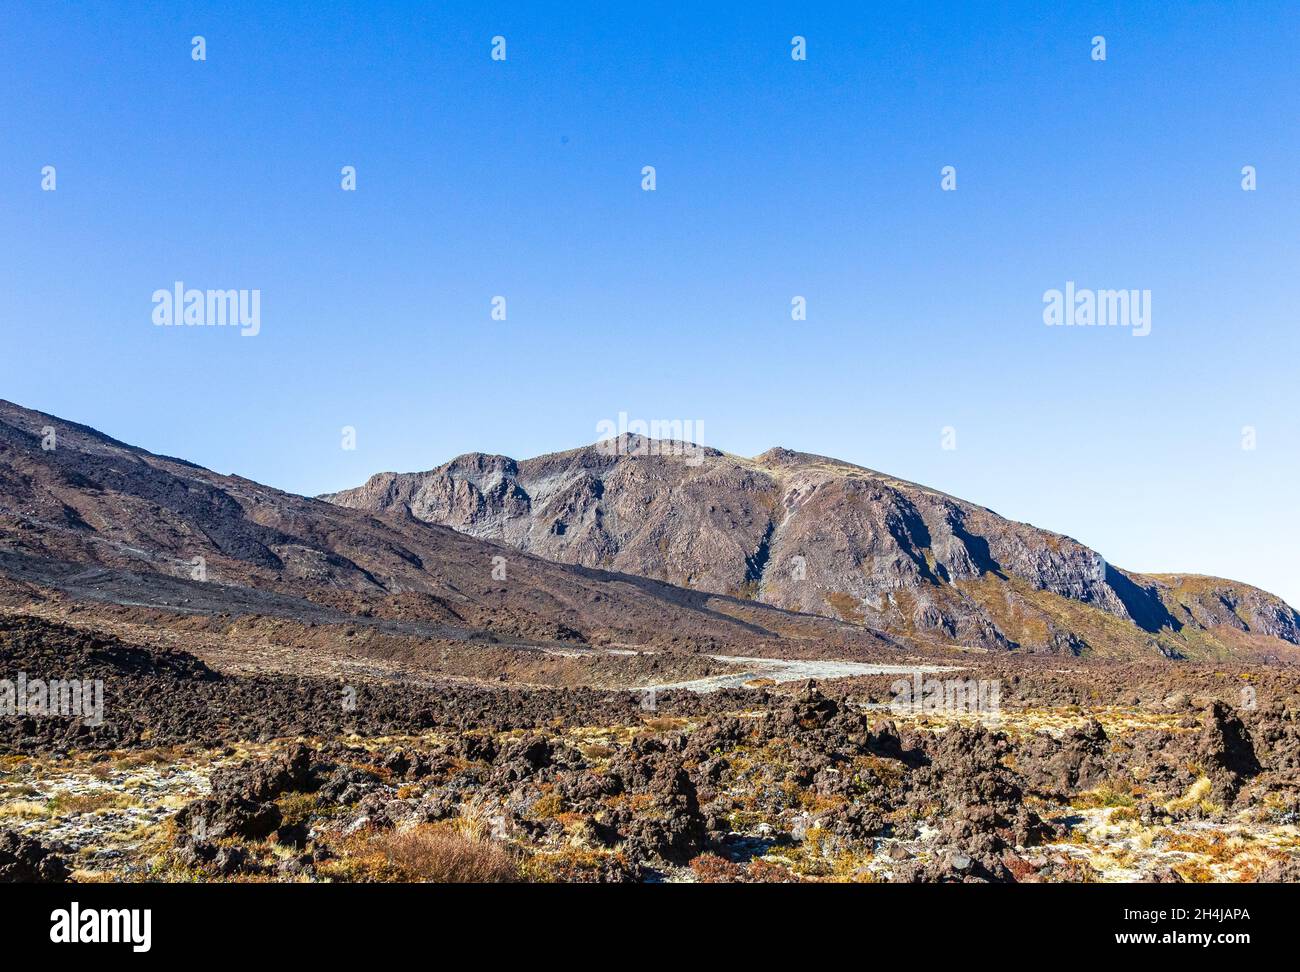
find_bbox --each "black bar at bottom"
[0,882,1274,958]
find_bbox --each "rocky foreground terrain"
[2,399,1299,883]
[3,615,1300,884]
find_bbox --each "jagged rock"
[174,795,281,841]
[316,766,381,805]
[0,831,70,883]
[211,743,318,802]
[1194,701,1262,801]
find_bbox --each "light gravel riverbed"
[640,655,960,693]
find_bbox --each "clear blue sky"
[2,2,1298,605]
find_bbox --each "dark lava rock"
[211,743,318,802]
[211,845,255,876]
[0,831,70,883]
[174,794,282,841]
[621,763,707,865]
[317,766,381,805]
[1194,702,1262,801]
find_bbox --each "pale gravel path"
[638,655,961,693]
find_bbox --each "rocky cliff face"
[326,436,1300,659]
[0,402,891,655]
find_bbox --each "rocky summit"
[326,436,1300,661]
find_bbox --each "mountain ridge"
[0,401,894,658]
[325,434,1300,660]
[4,397,1294,664]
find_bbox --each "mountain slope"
[0,401,895,657]
[325,436,1300,660]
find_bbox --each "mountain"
[325,436,1300,660]
[0,401,893,659]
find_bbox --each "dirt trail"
[640,655,959,693]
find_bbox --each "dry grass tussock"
[328,820,522,883]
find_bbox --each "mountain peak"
[325,435,1300,661]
